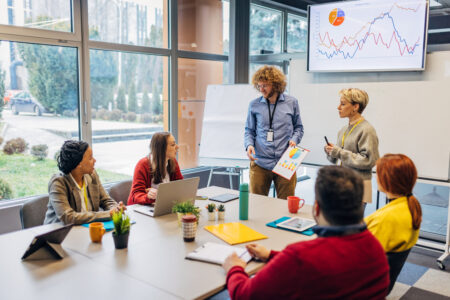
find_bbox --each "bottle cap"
[239,183,249,192]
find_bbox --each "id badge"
[267,129,274,142]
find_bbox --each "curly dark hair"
[315,166,364,226]
[251,66,287,95]
[57,140,89,174]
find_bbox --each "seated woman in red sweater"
[222,166,389,300]
[127,132,183,205]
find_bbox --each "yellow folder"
[204,222,268,245]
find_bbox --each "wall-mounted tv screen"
[307,0,429,72]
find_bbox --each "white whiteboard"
[290,51,450,180]
[199,84,259,167]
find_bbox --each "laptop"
[133,177,200,217]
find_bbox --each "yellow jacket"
[365,197,419,253]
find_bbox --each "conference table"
[0,186,316,300]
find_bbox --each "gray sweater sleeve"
[329,120,379,174]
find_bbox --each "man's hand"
[246,243,271,262]
[246,145,257,161]
[289,140,296,147]
[223,252,247,273]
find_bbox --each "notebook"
[133,177,199,217]
[204,222,268,245]
[186,242,252,265]
[209,193,239,203]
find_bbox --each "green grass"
[0,153,130,200]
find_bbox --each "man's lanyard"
[266,96,279,130]
[341,119,363,147]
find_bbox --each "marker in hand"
[324,136,331,146]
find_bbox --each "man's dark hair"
[315,166,364,226]
[57,140,89,174]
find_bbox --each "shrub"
[140,113,152,123]
[54,149,61,161]
[152,115,163,123]
[3,138,28,155]
[125,112,136,122]
[62,110,75,118]
[0,178,12,200]
[31,144,49,160]
[107,109,122,121]
[96,108,108,120]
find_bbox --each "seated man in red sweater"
[223,166,389,300]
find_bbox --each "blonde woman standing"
[324,88,379,204]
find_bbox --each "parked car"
[9,91,48,116]
[3,90,22,105]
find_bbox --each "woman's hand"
[109,201,127,216]
[146,188,158,200]
[324,143,334,155]
[289,140,296,147]
[246,243,270,261]
[223,252,247,273]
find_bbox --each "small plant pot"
[208,211,215,221]
[218,211,225,220]
[112,231,129,249]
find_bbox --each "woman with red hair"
[365,154,422,251]
[365,154,422,292]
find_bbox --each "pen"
[324,136,331,146]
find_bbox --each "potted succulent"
[172,201,200,226]
[206,203,216,221]
[217,204,225,220]
[112,209,131,249]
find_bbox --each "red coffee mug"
[287,196,305,214]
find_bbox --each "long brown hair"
[149,132,175,184]
[376,154,422,230]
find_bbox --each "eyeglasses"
[257,83,271,90]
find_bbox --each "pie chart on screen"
[329,8,345,26]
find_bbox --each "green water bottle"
[239,183,249,220]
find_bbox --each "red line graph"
[316,1,424,58]
[319,30,420,56]
[318,2,422,50]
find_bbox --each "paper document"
[186,242,252,265]
[272,146,310,180]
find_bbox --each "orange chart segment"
[329,8,345,26]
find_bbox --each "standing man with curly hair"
[244,66,304,199]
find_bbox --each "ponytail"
[407,194,422,230]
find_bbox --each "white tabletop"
[0,186,315,300]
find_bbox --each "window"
[249,4,282,55]
[0,41,79,199]
[178,58,227,169]
[0,0,73,32]
[287,13,307,53]
[178,0,229,55]
[88,0,167,48]
[90,50,169,178]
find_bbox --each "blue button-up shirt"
[244,93,304,170]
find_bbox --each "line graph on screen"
[308,0,429,72]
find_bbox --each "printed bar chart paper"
[272,146,310,180]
